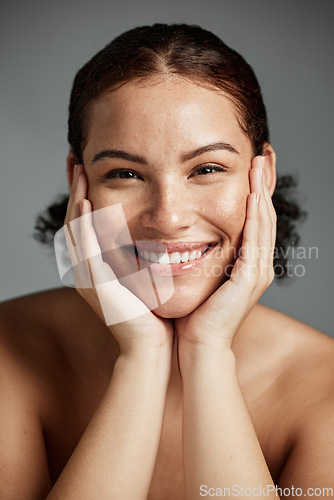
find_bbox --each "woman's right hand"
[64,164,174,357]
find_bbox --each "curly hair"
[33,23,305,278]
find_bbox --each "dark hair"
[34,23,305,278]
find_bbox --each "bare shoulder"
[0,287,115,385]
[0,288,79,498]
[249,309,334,486]
[0,286,118,399]
[0,286,99,338]
[249,303,334,386]
[1,288,71,374]
[237,304,334,482]
[238,303,334,426]
[0,288,116,496]
[256,302,334,363]
[247,303,334,425]
[0,288,81,405]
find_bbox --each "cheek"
[87,186,141,258]
[88,184,138,214]
[88,184,113,210]
[203,188,248,237]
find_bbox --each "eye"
[190,164,228,176]
[104,169,141,180]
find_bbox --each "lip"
[133,241,219,276]
[129,240,213,254]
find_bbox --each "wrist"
[117,343,173,373]
[178,339,236,374]
[111,353,172,394]
[117,332,173,359]
[178,334,234,357]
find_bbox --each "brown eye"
[191,165,227,176]
[105,170,141,179]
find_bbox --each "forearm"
[179,341,277,499]
[47,348,171,500]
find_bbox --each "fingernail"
[256,193,261,204]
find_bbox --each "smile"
[130,242,219,275]
[137,248,208,264]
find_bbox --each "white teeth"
[170,252,181,264]
[137,248,208,264]
[150,252,158,262]
[180,251,189,263]
[158,252,170,264]
[188,251,197,261]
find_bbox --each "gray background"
[1,0,333,335]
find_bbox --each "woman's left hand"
[174,155,276,350]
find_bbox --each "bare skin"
[0,287,334,499]
[1,78,334,498]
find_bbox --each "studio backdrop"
[1,0,333,335]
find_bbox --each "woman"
[1,24,333,499]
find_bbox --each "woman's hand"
[174,156,276,350]
[64,164,174,356]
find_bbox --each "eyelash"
[105,170,140,179]
[104,164,227,180]
[191,165,227,176]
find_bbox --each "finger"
[261,173,276,279]
[257,160,277,277]
[79,199,151,325]
[58,165,86,279]
[72,165,88,210]
[232,192,260,285]
[79,199,116,286]
[250,156,271,224]
[250,157,273,273]
[64,223,92,289]
[262,170,277,248]
[65,165,89,261]
[242,192,260,259]
[65,165,88,225]
[64,164,79,225]
[64,224,79,267]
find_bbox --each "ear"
[66,151,78,190]
[262,142,276,196]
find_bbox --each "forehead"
[84,77,252,159]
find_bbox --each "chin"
[152,302,198,319]
[153,305,194,319]
[150,284,213,319]
[150,269,230,318]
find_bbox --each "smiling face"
[80,77,254,317]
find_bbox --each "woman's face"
[81,77,254,318]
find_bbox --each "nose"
[140,180,196,236]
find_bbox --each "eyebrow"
[92,149,147,165]
[181,141,240,162]
[91,141,240,165]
